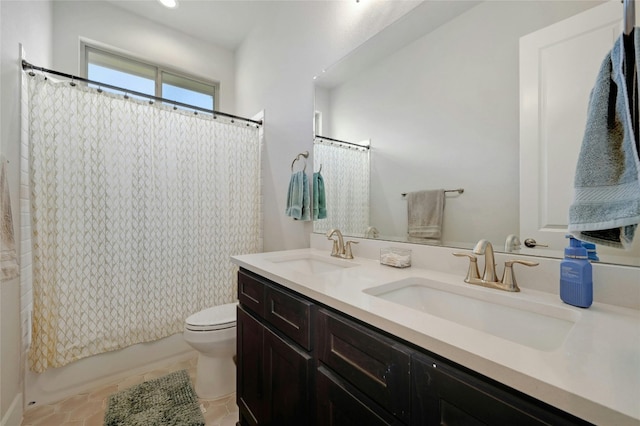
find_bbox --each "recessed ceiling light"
[158,0,178,9]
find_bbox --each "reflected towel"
[1,156,19,281]
[313,172,327,220]
[407,189,445,239]
[568,31,640,248]
[285,170,310,221]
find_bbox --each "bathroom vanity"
[232,247,640,426]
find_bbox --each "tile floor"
[20,356,238,426]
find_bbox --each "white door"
[520,0,640,262]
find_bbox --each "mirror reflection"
[313,0,640,267]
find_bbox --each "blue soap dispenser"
[560,235,593,308]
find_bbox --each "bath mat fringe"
[104,369,204,426]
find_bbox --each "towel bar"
[401,188,464,197]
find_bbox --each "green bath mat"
[104,369,205,426]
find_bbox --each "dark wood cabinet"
[237,307,263,426]
[237,268,590,426]
[316,308,411,424]
[316,366,404,426]
[236,270,314,426]
[411,351,591,426]
[263,326,313,424]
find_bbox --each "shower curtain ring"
[70,76,76,87]
[97,86,103,94]
[124,92,129,99]
[28,66,35,77]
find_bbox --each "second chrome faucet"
[326,229,358,259]
[454,239,538,292]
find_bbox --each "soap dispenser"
[560,235,593,308]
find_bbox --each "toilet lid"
[185,302,237,331]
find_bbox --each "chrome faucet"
[326,228,358,259]
[453,239,538,292]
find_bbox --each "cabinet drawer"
[317,309,411,423]
[411,352,591,426]
[238,269,266,316]
[317,366,403,426]
[265,284,314,351]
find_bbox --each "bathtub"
[24,333,194,407]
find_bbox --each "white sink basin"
[364,277,579,351]
[267,252,359,275]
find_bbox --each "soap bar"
[380,248,411,268]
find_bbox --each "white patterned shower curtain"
[25,75,262,373]
[313,138,370,236]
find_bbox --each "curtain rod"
[314,135,370,150]
[22,60,263,127]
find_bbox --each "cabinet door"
[237,306,264,426]
[317,309,411,423]
[317,367,404,426]
[411,352,590,426]
[263,326,313,425]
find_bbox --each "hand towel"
[407,189,445,240]
[568,30,640,248]
[313,172,327,220]
[285,170,310,221]
[1,156,19,281]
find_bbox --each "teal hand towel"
[313,172,327,220]
[285,171,310,221]
[568,31,640,248]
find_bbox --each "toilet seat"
[185,302,237,332]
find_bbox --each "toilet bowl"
[183,302,237,399]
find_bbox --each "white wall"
[235,0,421,252]
[52,1,236,113]
[1,1,53,423]
[321,1,600,245]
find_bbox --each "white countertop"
[231,248,640,426]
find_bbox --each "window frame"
[81,43,220,111]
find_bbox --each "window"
[84,45,218,110]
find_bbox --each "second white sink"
[364,277,579,351]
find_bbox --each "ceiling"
[105,0,277,50]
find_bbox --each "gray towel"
[569,31,640,248]
[407,189,445,240]
[1,156,19,281]
[285,170,310,221]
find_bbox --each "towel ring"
[291,151,309,172]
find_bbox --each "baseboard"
[1,392,23,426]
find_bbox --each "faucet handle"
[500,259,539,292]
[344,241,359,259]
[452,252,481,282]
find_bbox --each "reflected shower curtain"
[313,138,370,236]
[26,75,262,372]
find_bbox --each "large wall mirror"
[313,0,640,267]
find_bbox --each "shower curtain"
[25,74,262,373]
[313,138,370,236]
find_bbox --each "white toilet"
[183,302,238,399]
